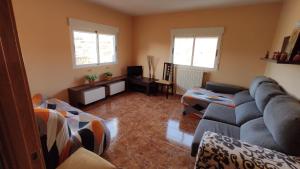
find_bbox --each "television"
[127,66,143,78]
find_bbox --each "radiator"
[175,67,204,94]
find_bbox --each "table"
[181,88,234,115]
[127,77,158,95]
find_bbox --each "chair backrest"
[162,62,174,82]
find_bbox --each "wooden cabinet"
[68,76,126,107]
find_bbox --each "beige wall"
[12,0,283,101]
[133,3,281,88]
[265,0,300,99]
[12,0,133,101]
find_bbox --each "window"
[171,27,224,70]
[69,18,118,68]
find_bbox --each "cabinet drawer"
[109,81,125,96]
[81,87,105,105]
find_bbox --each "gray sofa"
[191,76,300,158]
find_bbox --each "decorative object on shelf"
[274,52,281,60]
[280,52,288,62]
[85,74,97,86]
[147,55,154,79]
[262,25,300,65]
[281,36,290,53]
[104,72,113,81]
[285,28,300,61]
[264,51,270,59]
[293,51,300,63]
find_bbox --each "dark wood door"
[0,0,45,168]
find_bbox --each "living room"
[1,0,300,168]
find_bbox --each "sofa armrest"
[195,131,300,169]
[205,81,246,94]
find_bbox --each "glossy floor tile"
[83,92,200,169]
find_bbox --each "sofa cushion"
[191,119,240,156]
[203,103,236,126]
[249,76,277,97]
[254,83,284,112]
[234,90,253,106]
[205,81,245,94]
[264,95,300,156]
[240,118,283,152]
[235,101,262,126]
[57,148,116,169]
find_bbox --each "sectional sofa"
[192,76,300,168]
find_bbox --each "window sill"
[174,64,218,72]
[73,62,118,69]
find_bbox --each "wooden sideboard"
[68,76,126,107]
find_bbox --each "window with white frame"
[171,27,224,70]
[69,18,118,68]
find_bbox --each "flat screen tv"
[127,66,143,77]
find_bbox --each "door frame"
[0,0,45,168]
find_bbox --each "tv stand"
[68,76,126,107]
[127,77,158,95]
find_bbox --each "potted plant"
[85,74,97,86]
[104,72,113,80]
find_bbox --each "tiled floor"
[82,92,200,169]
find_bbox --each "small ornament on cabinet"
[272,51,281,60]
[265,51,270,59]
[292,51,300,63]
[279,52,288,62]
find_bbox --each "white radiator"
[175,67,204,94]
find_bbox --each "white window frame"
[69,18,119,69]
[170,27,224,71]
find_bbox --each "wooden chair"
[156,62,174,98]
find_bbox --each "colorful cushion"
[35,107,110,169]
[32,93,45,107]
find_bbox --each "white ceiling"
[88,0,281,16]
